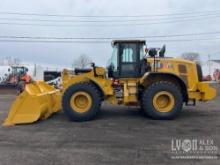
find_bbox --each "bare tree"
[181,52,201,65]
[0,57,21,66]
[72,54,92,69]
[13,58,21,65]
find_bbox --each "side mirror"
[91,62,95,68]
[159,45,166,57]
[90,62,98,77]
[148,48,157,57]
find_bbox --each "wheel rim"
[153,91,175,113]
[70,91,92,113]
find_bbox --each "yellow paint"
[145,57,216,101]
[106,95,118,105]
[95,67,106,76]
[3,81,61,126]
[70,91,92,113]
[197,82,216,101]
[3,55,217,126]
[146,57,199,91]
[153,91,175,113]
[62,59,216,105]
[121,79,138,105]
[188,82,216,101]
[62,67,114,96]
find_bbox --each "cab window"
[107,45,118,72]
[121,44,137,63]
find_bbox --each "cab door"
[119,43,141,78]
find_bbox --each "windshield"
[12,67,26,74]
[107,45,118,71]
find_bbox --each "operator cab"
[107,40,167,78]
[11,66,28,75]
[107,40,146,78]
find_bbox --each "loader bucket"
[3,81,61,126]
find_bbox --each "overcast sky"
[0,0,220,68]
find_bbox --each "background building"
[202,60,220,79]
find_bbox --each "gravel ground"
[0,84,219,165]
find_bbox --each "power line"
[0,37,220,43]
[0,31,220,40]
[1,12,220,23]
[149,37,220,42]
[0,9,220,18]
[0,40,108,43]
[0,15,219,27]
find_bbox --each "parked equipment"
[3,40,216,126]
[0,66,28,86]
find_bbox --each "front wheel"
[141,81,183,120]
[62,82,101,122]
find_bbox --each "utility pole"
[208,54,211,76]
[34,63,37,77]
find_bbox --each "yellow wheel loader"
[3,40,216,126]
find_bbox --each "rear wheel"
[141,81,183,120]
[62,82,101,121]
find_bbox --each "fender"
[140,72,188,101]
[63,74,113,97]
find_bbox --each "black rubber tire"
[141,81,183,120]
[62,82,101,122]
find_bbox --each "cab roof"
[112,40,146,46]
